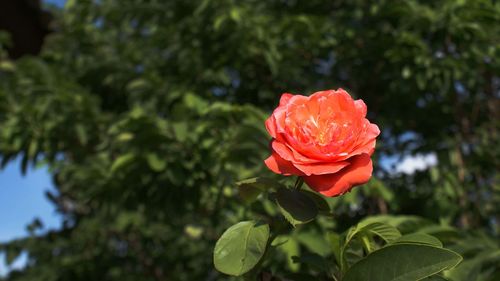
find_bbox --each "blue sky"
[0,158,61,275]
[0,159,60,242]
[44,0,66,7]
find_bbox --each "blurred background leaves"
[0,0,499,280]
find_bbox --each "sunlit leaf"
[213,221,269,276]
[343,244,462,281]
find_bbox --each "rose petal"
[271,140,295,162]
[283,132,336,161]
[366,123,380,139]
[267,93,294,138]
[272,140,350,175]
[354,99,367,117]
[271,140,321,164]
[286,94,309,110]
[332,88,356,112]
[273,106,287,135]
[303,153,373,197]
[265,115,277,138]
[310,89,336,98]
[346,123,380,157]
[293,161,350,176]
[279,93,294,106]
[264,152,305,176]
[286,142,325,164]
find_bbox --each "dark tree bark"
[0,0,52,59]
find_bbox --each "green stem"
[294,177,304,190]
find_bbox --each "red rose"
[264,89,380,197]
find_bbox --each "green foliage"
[236,177,284,204]
[273,188,318,227]
[444,233,500,281]
[340,221,402,271]
[343,244,462,281]
[0,0,498,280]
[213,181,463,280]
[394,233,443,247]
[213,221,270,276]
